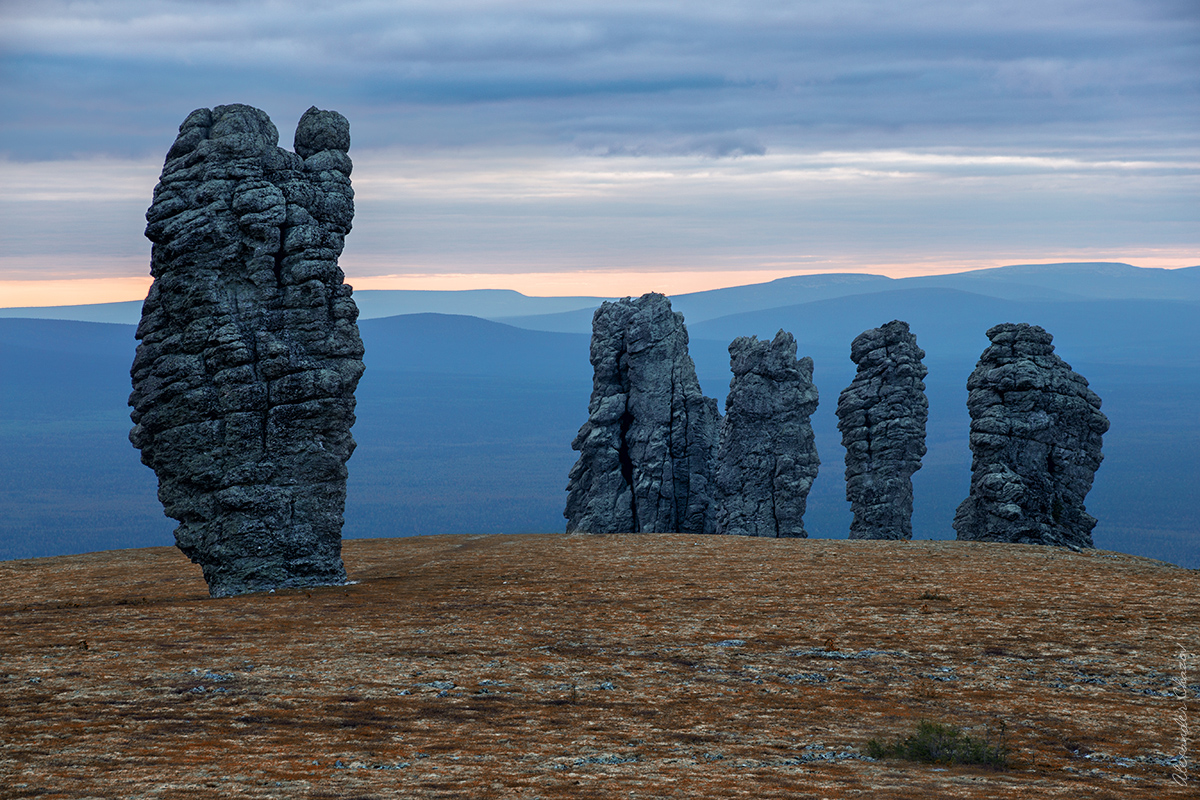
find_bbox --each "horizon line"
[2,258,1197,310]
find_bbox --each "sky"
[1,0,1197,306]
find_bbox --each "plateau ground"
[2,534,1195,798]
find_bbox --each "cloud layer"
[4,0,1197,158]
[0,0,1196,296]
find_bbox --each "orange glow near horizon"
[2,254,1196,308]
[0,276,154,309]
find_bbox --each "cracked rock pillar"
[565,293,719,534]
[129,104,365,596]
[953,322,1108,549]
[714,330,820,537]
[836,320,928,540]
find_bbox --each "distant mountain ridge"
[1,261,1197,568]
[497,262,1200,333]
[5,262,1197,329]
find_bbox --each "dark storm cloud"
[1,0,1197,159]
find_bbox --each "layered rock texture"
[129,104,365,597]
[836,321,928,540]
[953,323,1108,549]
[565,293,719,534]
[714,331,820,537]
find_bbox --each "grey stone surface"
[714,331,820,538]
[953,322,1109,549]
[835,320,928,540]
[129,104,364,596]
[565,293,719,534]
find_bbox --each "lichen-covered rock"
[129,104,365,597]
[565,293,719,534]
[714,331,820,538]
[953,322,1108,549]
[836,320,928,540]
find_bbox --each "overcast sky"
[1,0,1197,303]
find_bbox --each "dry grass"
[1,533,1197,798]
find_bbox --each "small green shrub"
[865,720,1009,769]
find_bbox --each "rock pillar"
[130,104,364,596]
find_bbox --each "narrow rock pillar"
[714,331,820,537]
[836,320,928,540]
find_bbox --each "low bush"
[866,720,1009,768]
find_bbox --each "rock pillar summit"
[714,331,820,538]
[129,104,365,597]
[953,323,1108,549]
[836,320,928,540]
[565,293,720,534]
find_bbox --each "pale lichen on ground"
[1,534,1196,798]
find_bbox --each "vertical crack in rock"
[129,104,365,597]
[565,293,719,533]
[714,330,820,538]
[835,320,928,540]
[953,322,1109,549]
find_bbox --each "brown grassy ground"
[1,534,1197,799]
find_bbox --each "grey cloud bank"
[2,0,1197,159]
[0,0,1196,286]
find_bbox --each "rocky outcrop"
[129,104,365,597]
[953,323,1108,549]
[836,320,928,540]
[565,293,719,534]
[713,331,820,537]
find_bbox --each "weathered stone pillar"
[836,320,928,540]
[953,322,1108,549]
[714,331,820,538]
[565,293,719,534]
[130,104,365,596]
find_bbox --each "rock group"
[566,296,821,537]
[565,293,720,534]
[836,321,928,540]
[565,304,1109,550]
[715,331,820,537]
[129,104,365,597]
[953,323,1108,549]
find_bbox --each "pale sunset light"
[0,1,1194,307]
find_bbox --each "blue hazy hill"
[494,262,1200,333]
[687,288,1200,366]
[6,262,1196,330]
[0,290,607,326]
[358,313,590,377]
[683,288,1200,569]
[1,263,1197,567]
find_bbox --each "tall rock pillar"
[953,323,1108,549]
[836,320,928,540]
[714,331,820,538]
[565,293,719,534]
[129,104,365,596]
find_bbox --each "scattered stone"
[129,104,365,597]
[574,754,640,766]
[789,648,907,660]
[781,673,829,684]
[836,320,928,540]
[565,293,720,533]
[953,323,1109,549]
[714,330,820,538]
